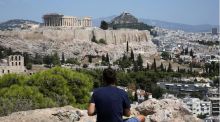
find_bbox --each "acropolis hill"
[0,13,157,62]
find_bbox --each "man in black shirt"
[88,68,145,122]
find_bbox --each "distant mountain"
[93,16,219,32]
[0,19,41,30]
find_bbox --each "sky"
[0,0,219,25]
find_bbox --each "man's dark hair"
[103,68,116,85]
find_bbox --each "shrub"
[99,39,107,44]
[0,67,93,116]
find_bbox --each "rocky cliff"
[0,98,202,122]
[0,28,157,62]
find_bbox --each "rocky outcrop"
[0,106,82,122]
[0,28,157,62]
[135,98,202,122]
[111,12,138,24]
[0,98,202,122]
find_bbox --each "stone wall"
[0,28,150,45]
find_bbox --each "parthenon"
[43,13,92,27]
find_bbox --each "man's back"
[90,86,130,122]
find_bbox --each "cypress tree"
[147,63,150,70]
[167,62,173,72]
[130,49,134,61]
[151,58,157,72]
[126,41,129,53]
[61,52,65,64]
[106,53,110,63]
[190,49,194,57]
[133,61,139,72]
[137,54,143,70]
[160,62,164,71]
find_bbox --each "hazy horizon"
[0,0,219,25]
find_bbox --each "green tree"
[106,53,110,64]
[137,54,143,70]
[147,63,150,70]
[185,47,188,55]
[161,51,170,60]
[0,51,4,59]
[190,49,194,57]
[152,86,165,99]
[126,41,129,53]
[66,58,80,65]
[167,62,173,72]
[117,54,132,69]
[7,47,13,56]
[43,55,52,67]
[133,61,139,72]
[99,39,107,44]
[26,63,32,70]
[33,53,43,64]
[23,52,31,66]
[61,52,65,64]
[52,52,61,66]
[160,62,164,71]
[151,58,157,72]
[100,20,108,30]
[130,49,134,62]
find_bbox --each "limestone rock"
[0,106,82,122]
[0,98,202,122]
[135,98,202,122]
[0,28,157,63]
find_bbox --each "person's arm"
[123,92,131,117]
[87,103,96,116]
[87,92,96,116]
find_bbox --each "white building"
[43,13,92,27]
[208,89,220,116]
[0,55,27,76]
[183,97,211,116]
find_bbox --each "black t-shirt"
[90,86,131,122]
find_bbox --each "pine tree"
[100,20,108,30]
